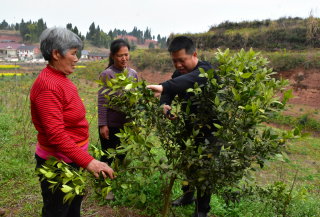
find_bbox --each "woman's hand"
[85,159,114,179]
[100,126,109,140]
[147,85,163,98]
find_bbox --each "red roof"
[0,43,24,50]
[117,35,158,47]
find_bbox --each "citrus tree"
[37,48,306,217]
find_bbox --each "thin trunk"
[162,176,176,217]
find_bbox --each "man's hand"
[100,125,109,140]
[85,159,114,179]
[147,85,163,98]
[163,105,178,120]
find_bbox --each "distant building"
[88,52,109,60]
[1,40,15,43]
[81,50,89,59]
[17,45,41,59]
[0,43,24,57]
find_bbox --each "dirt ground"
[128,62,173,84]
[274,68,320,108]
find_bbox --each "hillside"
[0,30,22,43]
[168,17,320,51]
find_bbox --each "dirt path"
[127,62,173,84]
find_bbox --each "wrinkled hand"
[147,85,163,98]
[163,105,178,120]
[85,159,114,179]
[100,125,109,140]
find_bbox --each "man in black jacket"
[147,36,219,217]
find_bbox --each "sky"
[1,0,319,38]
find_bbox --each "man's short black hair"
[168,36,195,56]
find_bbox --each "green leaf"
[214,124,222,129]
[198,146,203,155]
[121,184,128,189]
[125,83,133,90]
[239,62,245,72]
[61,185,73,193]
[102,186,112,198]
[241,73,252,78]
[256,98,261,108]
[107,148,116,153]
[75,186,80,195]
[198,177,205,182]
[235,94,241,101]
[128,194,136,200]
[232,88,238,96]
[107,80,112,88]
[252,102,256,114]
[187,88,194,92]
[146,142,154,148]
[186,106,190,115]
[140,193,146,204]
[215,95,220,106]
[199,68,205,74]
[294,127,300,136]
[39,168,47,175]
[194,82,198,89]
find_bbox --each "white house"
[17,45,41,59]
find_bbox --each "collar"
[46,64,66,77]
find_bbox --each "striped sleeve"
[34,90,94,168]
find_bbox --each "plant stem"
[282,168,299,216]
[162,175,176,217]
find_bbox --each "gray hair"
[39,27,83,61]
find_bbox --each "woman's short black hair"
[107,39,130,68]
[168,36,195,56]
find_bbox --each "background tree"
[130,39,137,51]
[37,18,47,39]
[15,23,20,31]
[66,23,72,30]
[100,31,111,49]
[26,23,38,43]
[0,20,8,30]
[123,37,129,45]
[108,30,114,43]
[73,26,79,36]
[113,28,117,40]
[148,42,155,49]
[92,25,101,46]
[86,22,95,40]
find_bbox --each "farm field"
[1,64,320,217]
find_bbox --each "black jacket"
[159,61,219,137]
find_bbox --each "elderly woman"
[30,27,114,216]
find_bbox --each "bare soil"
[0,32,22,43]
[128,62,173,84]
[274,68,320,108]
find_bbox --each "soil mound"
[274,68,320,107]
